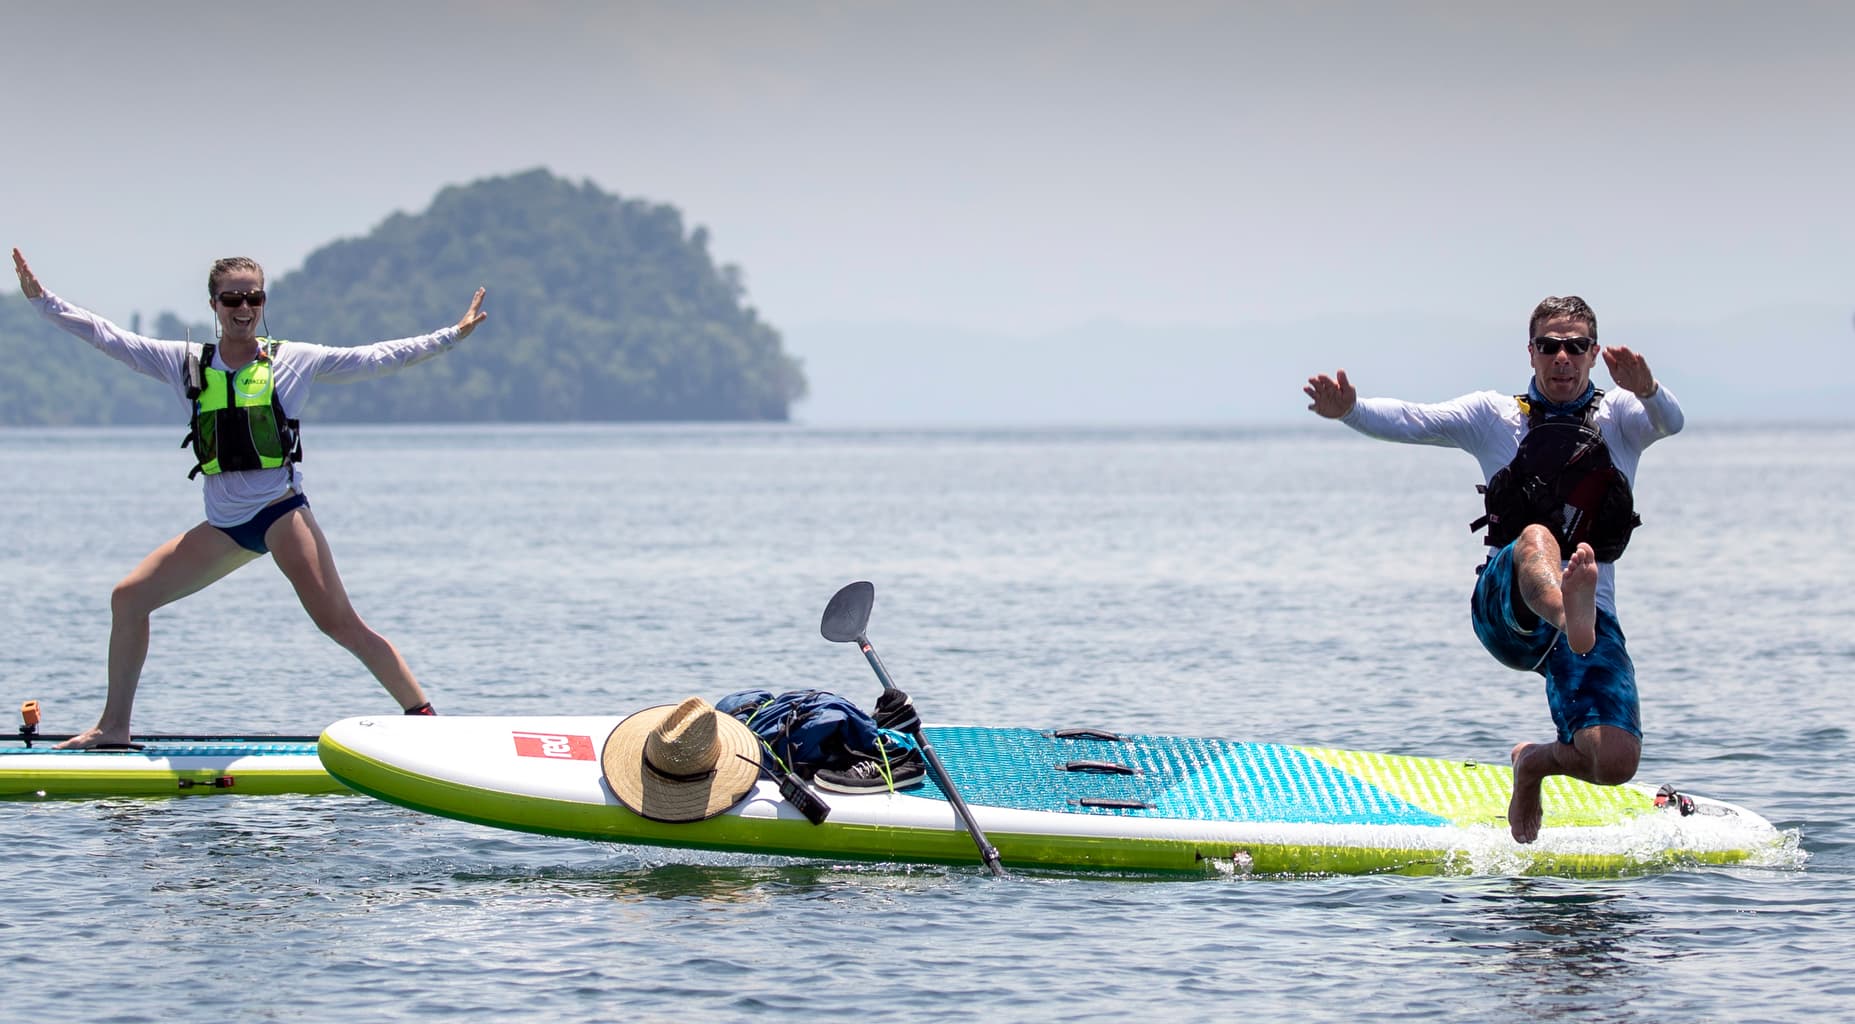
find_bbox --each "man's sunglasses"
[1531,336,1594,356]
[216,289,267,308]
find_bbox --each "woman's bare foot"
[52,727,130,750]
[1508,742,1545,843]
[1561,543,1598,655]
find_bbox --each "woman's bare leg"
[264,505,428,711]
[56,523,258,748]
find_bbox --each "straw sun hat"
[602,697,764,823]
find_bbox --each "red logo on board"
[511,732,595,761]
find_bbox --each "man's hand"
[1602,345,1657,398]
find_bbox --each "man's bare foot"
[1508,742,1545,843]
[52,727,130,750]
[1561,543,1598,655]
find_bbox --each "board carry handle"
[1057,760,1140,776]
[1050,727,1126,742]
[1071,797,1154,811]
[821,581,1007,878]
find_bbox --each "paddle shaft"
[854,635,1006,878]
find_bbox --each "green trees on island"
[1,169,807,425]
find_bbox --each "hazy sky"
[6,2,1850,374]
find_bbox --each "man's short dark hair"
[1529,295,1597,340]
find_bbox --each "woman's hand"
[1303,369,1357,418]
[454,287,488,340]
[12,248,45,300]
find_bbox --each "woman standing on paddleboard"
[11,247,486,750]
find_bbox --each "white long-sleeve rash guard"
[35,291,464,527]
[1338,383,1684,614]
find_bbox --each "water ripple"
[3,424,1851,1022]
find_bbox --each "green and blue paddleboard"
[319,713,1785,877]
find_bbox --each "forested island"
[0,169,807,425]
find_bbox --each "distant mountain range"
[785,305,1854,424]
[8,168,1845,428]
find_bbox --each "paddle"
[821,580,1007,878]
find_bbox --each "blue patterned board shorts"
[1471,541,1641,745]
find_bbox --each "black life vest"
[180,341,303,480]
[1470,390,1640,562]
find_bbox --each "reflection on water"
[452,857,977,910]
[454,861,854,904]
[1453,883,1655,1015]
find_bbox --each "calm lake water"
[1,422,1848,1022]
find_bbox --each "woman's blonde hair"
[207,257,264,296]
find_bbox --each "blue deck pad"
[0,742,321,758]
[915,727,1451,826]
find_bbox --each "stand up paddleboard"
[2,739,341,799]
[316,579,1783,877]
[318,712,1779,876]
[3,701,341,800]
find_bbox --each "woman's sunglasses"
[1531,336,1594,356]
[216,289,267,308]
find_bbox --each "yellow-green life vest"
[182,341,302,478]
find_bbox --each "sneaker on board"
[813,751,927,794]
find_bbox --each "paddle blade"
[821,581,876,643]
